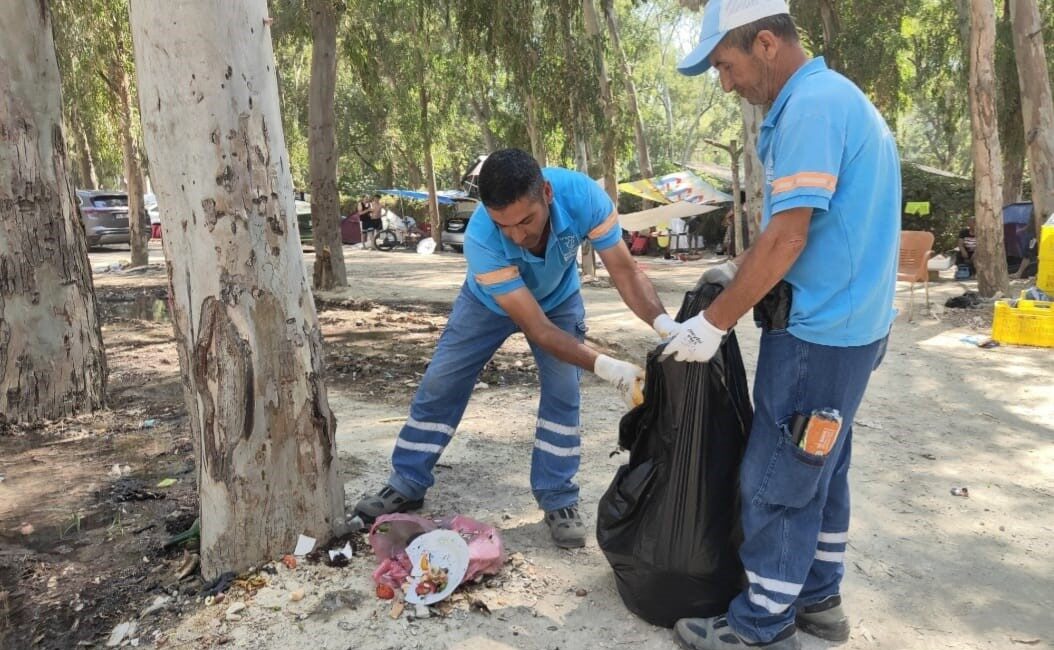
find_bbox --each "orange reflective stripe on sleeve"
[771,172,837,195]
[475,266,520,286]
[588,210,620,240]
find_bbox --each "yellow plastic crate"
[1039,223,1054,293]
[992,299,1054,348]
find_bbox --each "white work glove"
[659,311,726,363]
[594,354,645,409]
[699,260,738,288]
[652,313,682,340]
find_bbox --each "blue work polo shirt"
[464,167,622,316]
[758,57,901,347]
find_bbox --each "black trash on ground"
[596,283,751,628]
[945,291,983,309]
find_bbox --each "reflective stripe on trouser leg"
[799,427,852,605]
[389,287,516,500]
[727,331,886,644]
[528,292,586,512]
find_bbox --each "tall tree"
[997,0,1026,206]
[308,0,348,289]
[741,100,765,245]
[130,0,345,579]
[602,0,654,186]
[0,0,107,425]
[413,0,442,245]
[103,40,150,267]
[966,0,1010,296]
[1011,0,1054,234]
[582,0,617,279]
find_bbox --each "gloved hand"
[594,354,645,409]
[659,311,726,363]
[698,260,738,288]
[652,313,682,340]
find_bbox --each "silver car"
[76,190,148,248]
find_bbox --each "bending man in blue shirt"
[664,1,900,649]
[354,148,678,549]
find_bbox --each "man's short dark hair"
[478,148,545,209]
[721,14,799,52]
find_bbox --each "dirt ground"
[1,240,1051,650]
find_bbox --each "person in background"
[956,218,977,277]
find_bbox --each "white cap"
[677,0,791,76]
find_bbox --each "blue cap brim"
[677,32,723,76]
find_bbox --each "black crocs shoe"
[796,594,850,643]
[674,616,801,650]
[353,485,424,524]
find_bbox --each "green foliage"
[49,0,1054,220]
[901,163,974,251]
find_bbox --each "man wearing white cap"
[661,1,900,649]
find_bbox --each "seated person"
[956,219,977,275]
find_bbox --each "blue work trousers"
[388,286,586,512]
[727,329,888,643]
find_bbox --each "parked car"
[441,200,478,253]
[295,199,313,247]
[77,190,147,249]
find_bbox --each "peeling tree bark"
[308,0,347,290]
[0,0,107,425]
[1010,0,1054,234]
[967,0,1010,296]
[130,0,344,579]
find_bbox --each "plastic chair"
[898,230,935,321]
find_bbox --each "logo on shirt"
[558,233,580,263]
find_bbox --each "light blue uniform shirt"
[759,57,901,347]
[465,168,622,316]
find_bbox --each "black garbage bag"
[596,283,752,628]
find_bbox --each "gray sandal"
[353,485,424,524]
[545,506,587,548]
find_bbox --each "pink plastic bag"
[369,513,505,592]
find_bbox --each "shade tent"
[378,189,473,205]
[619,201,723,232]
[618,170,733,205]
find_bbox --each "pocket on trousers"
[752,424,827,509]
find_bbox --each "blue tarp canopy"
[379,189,471,205]
[1003,202,1033,225]
[1003,202,1035,258]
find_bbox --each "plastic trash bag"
[369,513,505,592]
[596,283,752,628]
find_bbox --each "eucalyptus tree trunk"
[308,0,347,289]
[130,0,344,579]
[524,91,547,168]
[70,107,99,189]
[1010,0,1054,233]
[112,58,149,267]
[741,99,764,246]
[997,0,1025,207]
[583,0,616,278]
[414,2,442,245]
[967,0,1010,296]
[601,0,653,188]
[0,0,107,425]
